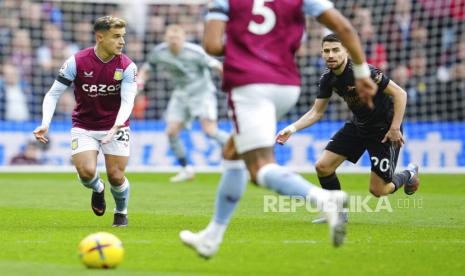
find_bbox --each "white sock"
[79,174,104,193]
[95,179,104,193]
[110,179,129,192]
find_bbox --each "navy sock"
[392,170,411,193]
[318,173,341,190]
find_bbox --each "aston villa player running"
[33,16,137,227]
[179,0,380,258]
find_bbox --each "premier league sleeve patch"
[114,68,123,81]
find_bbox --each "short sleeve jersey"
[58,47,137,130]
[206,0,334,91]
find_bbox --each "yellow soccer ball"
[78,232,124,269]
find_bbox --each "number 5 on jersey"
[248,0,276,35]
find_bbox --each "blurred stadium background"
[0,0,464,172]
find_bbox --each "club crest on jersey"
[114,68,123,81]
[71,138,78,150]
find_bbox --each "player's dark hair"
[322,33,341,46]
[93,16,126,33]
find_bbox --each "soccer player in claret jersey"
[276,34,420,224]
[138,25,229,183]
[33,16,137,227]
[179,0,378,258]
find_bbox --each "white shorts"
[71,127,130,156]
[229,84,300,154]
[166,92,218,124]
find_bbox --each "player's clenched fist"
[276,125,297,145]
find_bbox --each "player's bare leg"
[180,137,248,258]
[105,154,130,227]
[73,151,98,182]
[72,151,106,216]
[369,173,396,197]
[241,147,274,183]
[167,121,194,182]
[313,151,348,224]
[200,118,229,146]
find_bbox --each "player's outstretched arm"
[317,9,377,108]
[276,99,329,145]
[33,81,68,144]
[381,80,407,147]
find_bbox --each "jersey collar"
[93,47,116,63]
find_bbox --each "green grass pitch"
[0,173,464,275]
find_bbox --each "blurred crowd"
[0,0,464,123]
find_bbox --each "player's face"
[98,27,126,56]
[321,42,348,71]
[165,31,185,54]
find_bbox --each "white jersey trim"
[303,0,334,17]
[206,0,229,21]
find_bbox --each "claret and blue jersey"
[58,47,137,130]
[206,0,334,91]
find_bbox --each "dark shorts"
[325,122,400,183]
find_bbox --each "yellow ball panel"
[78,232,124,269]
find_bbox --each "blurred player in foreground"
[138,25,229,183]
[33,16,137,227]
[276,34,420,224]
[180,0,378,258]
